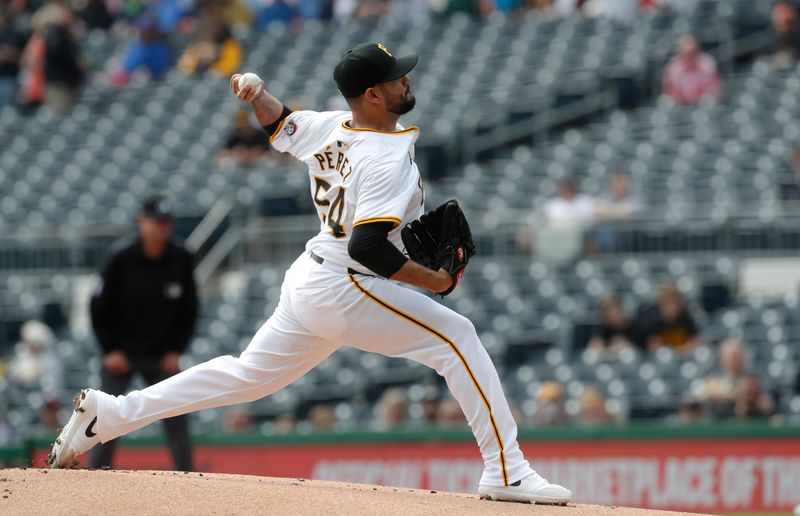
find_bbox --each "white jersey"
[269,110,425,273]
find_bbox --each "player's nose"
[400,75,410,87]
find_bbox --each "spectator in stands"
[108,0,147,23]
[732,375,774,421]
[420,385,441,426]
[89,194,198,471]
[642,283,700,355]
[662,35,721,105]
[332,0,356,21]
[590,171,640,251]
[9,0,34,36]
[150,0,194,34]
[584,0,639,26]
[437,398,466,427]
[701,338,747,417]
[535,0,579,18]
[308,404,336,431]
[780,145,800,207]
[274,414,297,433]
[531,381,570,426]
[587,295,640,356]
[31,0,72,30]
[216,110,270,167]
[576,386,615,426]
[41,10,85,114]
[439,0,481,17]
[76,0,114,31]
[0,9,23,107]
[543,179,597,228]
[649,0,700,14]
[40,398,62,430]
[293,0,333,21]
[6,320,63,405]
[522,0,551,11]
[673,394,707,424]
[218,0,253,29]
[111,18,172,86]
[19,16,47,107]
[223,407,253,432]
[768,2,800,69]
[374,388,408,430]
[178,20,243,78]
[596,172,640,222]
[255,0,296,29]
[490,0,522,14]
[355,0,391,20]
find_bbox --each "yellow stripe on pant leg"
[348,275,509,486]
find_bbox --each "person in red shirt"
[662,34,721,104]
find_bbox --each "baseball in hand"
[236,72,263,101]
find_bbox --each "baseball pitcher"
[50,42,571,504]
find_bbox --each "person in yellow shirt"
[643,283,700,355]
[178,22,242,77]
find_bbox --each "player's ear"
[364,86,381,105]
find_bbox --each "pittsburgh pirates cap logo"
[377,43,392,57]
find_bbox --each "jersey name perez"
[270,110,425,272]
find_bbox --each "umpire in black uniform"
[89,195,198,470]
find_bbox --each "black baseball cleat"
[48,389,102,469]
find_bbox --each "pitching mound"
[0,468,709,515]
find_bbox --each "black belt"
[309,251,372,276]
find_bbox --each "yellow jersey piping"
[269,117,287,143]
[340,121,419,135]
[352,217,402,228]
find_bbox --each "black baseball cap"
[141,194,173,221]
[333,43,418,99]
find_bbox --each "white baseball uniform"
[93,110,534,487]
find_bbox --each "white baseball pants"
[94,252,534,487]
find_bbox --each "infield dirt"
[0,468,714,515]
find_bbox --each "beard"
[387,90,416,115]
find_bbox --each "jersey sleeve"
[268,110,347,159]
[352,156,414,229]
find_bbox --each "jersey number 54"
[313,177,346,238]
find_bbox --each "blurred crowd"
[523,2,800,251]
[2,0,797,115]
[579,284,779,426]
[216,278,783,433]
[1,0,799,441]
[0,319,63,442]
[220,386,470,436]
[0,0,250,112]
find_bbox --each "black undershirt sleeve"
[348,221,408,279]
[261,105,293,136]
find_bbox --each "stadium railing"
[215,212,800,272]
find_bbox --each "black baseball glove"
[400,199,476,296]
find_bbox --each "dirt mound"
[0,468,710,516]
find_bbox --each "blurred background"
[1,0,800,512]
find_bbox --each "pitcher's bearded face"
[381,76,416,115]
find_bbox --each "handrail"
[461,87,617,162]
[219,211,800,266]
[459,23,776,165]
[185,196,234,253]
[194,226,244,285]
